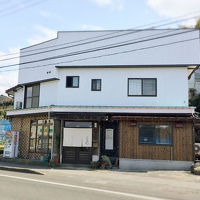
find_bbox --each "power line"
[0,9,199,74]
[0,29,196,69]
[0,29,176,62]
[49,38,200,66]
[0,11,199,63]
[0,0,12,5]
[0,0,28,14]
[0,9,200,59]
[0,37,199,72]
[0,0,49,18]
[0,37,198,74]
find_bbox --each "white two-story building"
[6,29,200,170]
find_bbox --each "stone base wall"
[119,158,193,171]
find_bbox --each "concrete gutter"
[0,161,49,175]
[0,165,44,175]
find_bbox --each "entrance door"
[62,122,92,164]
[100,121,119,162]
[62,147,92,164]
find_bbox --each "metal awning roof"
[6,105,195,117]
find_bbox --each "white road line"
[0,173,170,200]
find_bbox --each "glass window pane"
[128,79,142,95]
[38,120,44,125]
[32,85,40,97]
[36,124,43,152]
[26,98,32,108]
[65,121,92,128]
[32,97,39,108]
[66,77,73,87]
[143,79,156,96]
[73,77,79,87]
[92,80,97,90]
[30,122,36,152]
[139,125,155,144]
[42,125,49,153]
[92,79,101,91]
[156,125,172,145]
[26,87,32,98]
[48,124,53,152]
[96,80,101,90]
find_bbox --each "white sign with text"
[105,129,114,150]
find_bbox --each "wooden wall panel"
[173,122,193,161]
[120,120,193,161]
[120,121,137,158]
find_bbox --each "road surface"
[0,168,200,200]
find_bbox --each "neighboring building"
[0,95,12,103]
[6,29,200,170]
[0,120,11,152]
[188,67,200,94]
[0,95,13,120]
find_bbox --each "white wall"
[39,80,58,107]
[14,67,188,108]
[14,87,24,109]
[18,29,200,85]
[38,67,188,107]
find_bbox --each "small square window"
[66,76,79,88]
[91,79,101,91]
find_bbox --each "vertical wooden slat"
[119,120,193,161]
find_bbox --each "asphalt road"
[0,168,200,200]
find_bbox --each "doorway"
[62,121,93,164]
[100,121,119,164]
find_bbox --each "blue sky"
[0,0,161,52]
[0,0,200,94]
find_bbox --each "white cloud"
[0,48,19,95]
[91,0,113,6]
[0,25,57,94]
[147,0,200,26]
[0,71,18,95]
[27,25,57,45]
[90,0,124,10]
[81,24,104,30]
[39,10,53,17]
[39,10,64,22]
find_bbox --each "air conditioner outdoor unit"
[16,101,22,109]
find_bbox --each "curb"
[0,166,44,175]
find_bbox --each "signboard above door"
[63,128,92,147]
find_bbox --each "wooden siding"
[120,120,193,161]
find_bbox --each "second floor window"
[128,78,157,96]
[25,84,40,108]
[66,76,79,88]
[91,79,101,91]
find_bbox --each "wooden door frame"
[100,120,119,158]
